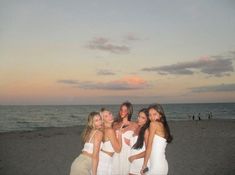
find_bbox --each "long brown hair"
[148,104,173,143]
[115,101,133,122]
[132,108,150,149]
[81,111,101,144]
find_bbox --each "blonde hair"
[81,111,101,143]
[100,107,109,119]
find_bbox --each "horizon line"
[0,101,234,106]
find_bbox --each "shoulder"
[94,130,103,139]
[131,121,138,127]
[130,121,138,129]
[150,121,157,128]
[155,120,164,128]
[150,121,163,131]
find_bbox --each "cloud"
[97,69,115,76]
[57,80,79,84]
[123,33,140,41]
[190,83,235,93]
[57,76,150,90]
[71,95,163,105]
[86,37,130,54]
[142,51,235,77]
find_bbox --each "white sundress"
[112,130,134,175]
[147,135,168,175]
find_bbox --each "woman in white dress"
[129,108,150,175]
[141,104,173,175]
[70,112,103,175]
[112,101,138,175]
[97,108,123,175]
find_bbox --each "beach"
[0,119,234,175]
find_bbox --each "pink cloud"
[58,76,149,90]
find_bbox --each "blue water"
[0,103,234,132]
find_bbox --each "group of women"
[69,102,173,175]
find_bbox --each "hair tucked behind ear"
[81,111,100,144]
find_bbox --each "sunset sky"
[1,0,235,105]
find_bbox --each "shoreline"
[1,118,234,134]
[0,119,234,175]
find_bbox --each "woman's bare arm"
[142,122,156,168]
[107,128,122,153]
[92,130,103,175]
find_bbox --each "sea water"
[0,103,234,132]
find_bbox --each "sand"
[0,119,234,175]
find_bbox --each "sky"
[1,0,235,105]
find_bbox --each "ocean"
[0,103,234,132]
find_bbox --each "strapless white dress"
[147,135,168,175]
[112,130,134,175]
[129,135,147,175]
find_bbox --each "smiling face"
[137,111,148,126]
[119,105,128,119]
[101,110,114,124]
[149,108,161,122]
[93,114,102,129]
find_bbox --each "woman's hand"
[115,125,124,138]
[128,155,135,163]
[115,130,122,139]
[140,165,148,175]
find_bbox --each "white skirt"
[147,159,168,175]
[97,151,113,175]
[129,157,144,175]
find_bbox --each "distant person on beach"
[208,112,213,119]
[141,104,173,175]
[192,115,195,120]
[70,112,103,175]
[129,108,150,175]
[97,108,123,175]
[112,101,138,175]
[198,113,201,120]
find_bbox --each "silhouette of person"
[198,113,201,120]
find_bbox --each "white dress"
[112,130,134,175]
[97,141,114,175]
[147,135,168,175]
[129,135,147,175]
